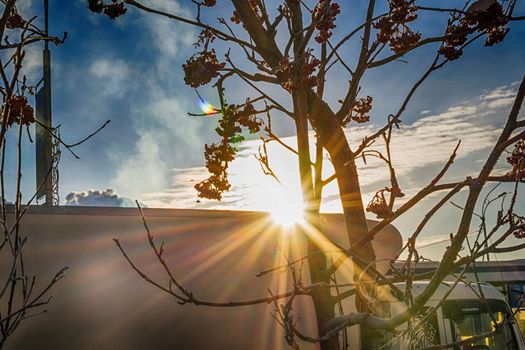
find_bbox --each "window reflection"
[444,300,518,350]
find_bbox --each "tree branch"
[126,0,259,52]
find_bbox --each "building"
[392,259,525,336]
[2,205,401,349]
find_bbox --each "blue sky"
[5,0,525,258]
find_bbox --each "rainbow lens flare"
[199,101,216,115]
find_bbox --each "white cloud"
[146,0,186,14]
[102,1,206,199]
[137,0,195,76]
[77,2,209,204]
[480,83,518,101]
[89,58,131,97]
[64,188,144,207]
[21,43,42,79]
[141,167,249,209]
[339,82,520,207]
[137,81,522,214]
[15,0,35,17]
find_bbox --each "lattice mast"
[35,0,59,206]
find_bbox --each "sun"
[270,201,305,228]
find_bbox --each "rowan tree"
[0,1,109,347]
[90,0,525,349]
[0,1,68,347]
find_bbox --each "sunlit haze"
[5,1,523,263]
[270,199,305,228]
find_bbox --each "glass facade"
[443,299,519,350]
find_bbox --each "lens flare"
[199,101,216,115]
[271,201,304,228]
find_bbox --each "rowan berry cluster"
[202,0,216,7]
[277,52,320,92]
[312,0,341,43]
[507,138,525,180]
[374,17,395,43]
[389,30,421,54]
[372,0,420,54]
[2,96,35,127]
[195,102,264,200]
[6,9,25,29]
[301,53,321,88]
[232,102,263,134]
[230,11,241,24]
[195,141,233,200]
[88,0,127,19]
[342,96,373,125]
[196,107,238,200]
[467,2,509,45]
[182,50,225,88]
[366,191,392,219]
[514,229,525,239]
[390,0,418,23]
[439,2,508,60]
[438,24,469,60]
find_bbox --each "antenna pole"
[43,0,52,205]
[44,0,49,38]
[35,0,54,206]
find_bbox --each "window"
[443,299,519,350]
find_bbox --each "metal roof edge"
[1,204,346,220]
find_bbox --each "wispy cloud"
[137,0,195,77]
[71,1,214,199]
[110,132,169,197]
[89,58,131,97]
[108,95,206,198]
[141,167,249,209]
[138,82,522,214]
[337,81,522,207]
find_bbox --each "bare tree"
[0,2,109,347]
[90,0,525,348]
[0,2,67,346]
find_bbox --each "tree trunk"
[307,91,389,348]
[307,91,376,283]
[293,86,339,350]
[306,213,339,350]
[230,3,378,345]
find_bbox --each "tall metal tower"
[35,0,59,206]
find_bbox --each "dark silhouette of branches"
[89,0,525,348]
[0,2,114,346]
